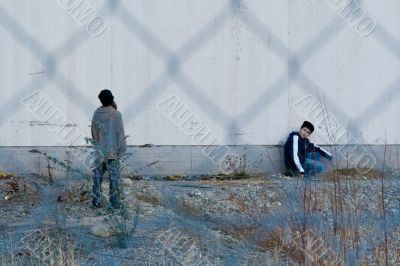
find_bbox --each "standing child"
[91,90,126,208]
[284,121,332,178]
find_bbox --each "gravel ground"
[0,172,399,265]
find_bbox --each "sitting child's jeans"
[304,152,325,178]
[92,159,121,208]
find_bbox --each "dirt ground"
[0,170,399,265]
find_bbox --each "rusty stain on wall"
[28,70,45,75]
[20,121,78,127]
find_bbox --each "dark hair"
[98,90,114,106]
[301,121,314,132]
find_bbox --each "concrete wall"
[1,0,399,175]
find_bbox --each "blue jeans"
[304,152,325,178]
[92,159,121,208]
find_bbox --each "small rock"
[121,178,133,187]
[188,190,201,197]
[90,223,110,238]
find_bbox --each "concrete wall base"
[0,145,397,177]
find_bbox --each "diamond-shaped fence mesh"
[0,1,392,136]
[0,0,400,264]
[0,0,398,147]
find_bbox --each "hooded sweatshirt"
[91,106,127,160]
[284,131,331,174]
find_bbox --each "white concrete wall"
[1,0,399,147]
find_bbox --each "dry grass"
[176,198,203,218]
[164,175,186,181]
[0,178,41,203]
[258,229,306,264]
[56,184,91,204]
[200,173,266,181]
[323,168,383,180]
[0,172,17,180]
[135,194,163,206]
[215,168,398,265]
[10,228,77,265]
[0,165,398,265]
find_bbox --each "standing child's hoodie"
[91,106,126,160]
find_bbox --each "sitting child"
[284,121,332,178]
